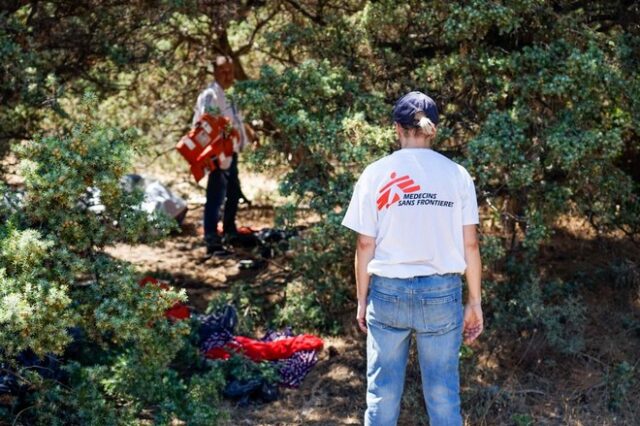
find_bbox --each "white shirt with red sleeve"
[341,148,479,278]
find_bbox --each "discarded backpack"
[83,175,188,225]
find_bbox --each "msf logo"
[376,172,421,211]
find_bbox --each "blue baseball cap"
[392,91,439,127]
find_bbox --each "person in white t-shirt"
[342,91,483,426]
[192,55,251,256]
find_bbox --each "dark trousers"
[204,153,240,244]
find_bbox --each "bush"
[607,361,636,412]
[233,4,640,340]
[206,281,264,336]
[0,97,225,425]
[485,277,586,354]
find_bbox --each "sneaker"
[222,231,239,245]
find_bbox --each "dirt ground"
[107,208,640,425]
[102,164,640,425]
[105,203,366,426]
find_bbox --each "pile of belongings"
[1,177,188,225]
[143,277,324,404]
[218,225,300,259]
[254,228,299,259]
[85,174,188,224]
[198,305,323,385]
[0,277,322,408]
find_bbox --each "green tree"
[228,1,640,339]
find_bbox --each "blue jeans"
[365,274,463,426]
[204,153,240,244]
[204,167,227,245]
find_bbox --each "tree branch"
[236,7,280,56]
[283,0,326,25]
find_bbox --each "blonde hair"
[400,111,437,140]
[414,111,437,139]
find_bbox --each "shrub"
[0,97,225,424]
[233,5,639,340]
[485,277,586,354]
[607,361,635,412]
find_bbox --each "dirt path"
[107,206,281,310]
[107,202,371,425]
[106,168,640,426]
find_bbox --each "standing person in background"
[192,55,253,257]
[342,91,483,426]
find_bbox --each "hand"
[356,300,367,334]
[463,303,483,344]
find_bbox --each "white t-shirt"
[192,82,248,158]
[341,148,479,278]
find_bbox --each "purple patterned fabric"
[261,328,319,388]
[197,310,320,389]
[201,330,234,353]
[197,313,235,352]
[261,327,293,341]
[276,350,318,388]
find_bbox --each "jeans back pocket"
[367,288,400,328]
[420,290,462,334]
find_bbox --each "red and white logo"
[376,172,421,210]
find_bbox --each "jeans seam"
[421,294,456,304]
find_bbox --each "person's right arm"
[462,224,483,344]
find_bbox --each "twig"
[484,195,527,223]
[13,405,35,426]
[144,147,175,167]
[0,368,31,386]
[512,388,546,396]
[568,380,607,401]
[515,331,540,368]
[265,258,290,271]
[577,351,608,368]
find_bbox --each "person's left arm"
[244,123,259,145]
[462,224,483,344]
[459,166,482,343]
[355,233,376,333]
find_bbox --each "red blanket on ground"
[205,334,324,362]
